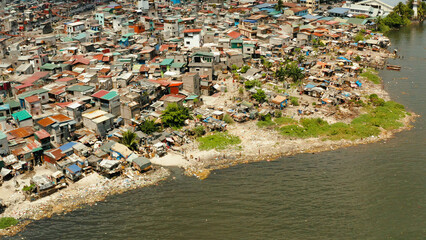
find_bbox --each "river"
[8,23,426,239]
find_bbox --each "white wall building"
[183,29,202,49]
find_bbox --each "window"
[186,41,190,45]
[196,68,200,71]
[42,96,45,100]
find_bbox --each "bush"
[252,89,267,103]
[240,65,250,73]
[290,96,299,106]
[198,132,241,150]
[244,80,262,89]
[192,125,206,137]
[360,68,381,84]
[161,103,192,128]
[22,184,35,192]
[223,114,234,124]
[138,119,159,134]
[0,217,19,229]
[239,87,244,95]
[274,110,282,118]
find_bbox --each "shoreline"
[0,25,419,240]
[0,112,417,236]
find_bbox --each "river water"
[9,24,425,239]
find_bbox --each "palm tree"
[274,66,286,82]
[285,62,305,84]
[120,130,138,151]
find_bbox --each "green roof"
[100,91,119,100]
[66,85,94,92]
[192,52,214,57]
[119,37,128,42]
[73,33,87,41]
[170,38,182,42]
[5,99,20,109]
[243,44,255,47]
[346,18,367,25]
[40,63,61,70]
[12,110,32,122]
[269,10,281,15]
[231,40,243,44]
[0,131,7,139]
[171,62,185,68]
[185,95,198,100]
[160,58,174,66]
[17,89,48,100]
[123,32,135,37]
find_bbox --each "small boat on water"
[386,65,401,71]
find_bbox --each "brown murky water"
[9,23,426,240]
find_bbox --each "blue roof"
[305,84,316,89]
[303,14,322,20]
[67,164,81,174]
[337,56,351,62]
[59,141,77,152]
[255,3,276,9]
[328,7,350,14]
[380,0,404,7]
[0,104,9,111]
[243,19,257,23]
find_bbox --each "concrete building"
[184,29,202,49]
[82,110,114,137]
[181,72,201,95]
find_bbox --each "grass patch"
[360,68,381,84]
[290,96,300,106]
[198,132,241,150]
[278,100,406,140]
[0,217,19,229]
[257,119,276,128]
[274,117,297,125]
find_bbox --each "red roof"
[37,117,55,127]
[50,114,72,122]
[55,102,72,108]
[25,95,39,103]
[169,82,183,87]
[56,77,74,82]
[8,126,34,139]
[183,29,202,33]
[227,31,241,39]
[45,148,65,161]
[91,90,109,98]
[159,94,187,101]
[35,129,51,139]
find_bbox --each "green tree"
[275,0,284,12]
[252,89,267,103]
[138,119,159,134]
[161,103,192,128]
[274,66,286,82]
[120,130,138,151]
[285,62,305,83]
[240,65,250,73]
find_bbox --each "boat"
[386,65,401,71]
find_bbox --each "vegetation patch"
[198,132,241,150]
[277,100,406,140]
[360,68,381,84]
[274,117,297,125]
[0,217,19,229]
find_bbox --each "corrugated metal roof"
[100,91,118,100]
[12,110,32,121]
